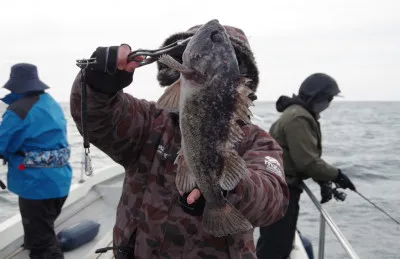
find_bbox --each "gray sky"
[0,0,399,102]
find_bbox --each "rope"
[79,69,90,150]
[79,67,93,177]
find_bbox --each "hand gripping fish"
[158,19,255,237]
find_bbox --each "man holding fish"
[70,19,289,258]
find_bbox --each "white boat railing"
[302,182,360,259]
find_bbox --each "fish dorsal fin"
[232,78,255,124]
[217,77,255,191]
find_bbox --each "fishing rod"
[327,182,399,225]
[353,190,400,225]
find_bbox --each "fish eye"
[210,30,223,43]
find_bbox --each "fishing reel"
[319,181,346,204]
[332,184,347,201]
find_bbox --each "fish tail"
[203,200,253,237]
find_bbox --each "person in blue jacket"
[0,63,72,259]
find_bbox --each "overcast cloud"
[0,0,399,101]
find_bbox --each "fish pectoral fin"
[156,79,181,110]
[203,201,253,237]
[175,150,197,193]
[218,150,247,191]
[158,54,193,75]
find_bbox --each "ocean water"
[0,101,399,259]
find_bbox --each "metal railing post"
[318,213,326,259]
[302,182,360,259]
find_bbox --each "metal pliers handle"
[76,37,191,69]
[127,37,191,67]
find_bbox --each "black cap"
[299,73,341,101]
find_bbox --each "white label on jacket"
[264,156,283,177]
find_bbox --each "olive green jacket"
[269,104,338,188]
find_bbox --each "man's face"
[312,96,333,114]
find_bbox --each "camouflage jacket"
[70,74,289,259]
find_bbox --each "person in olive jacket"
[256,73,356,259]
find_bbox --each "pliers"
[76,37,191,69]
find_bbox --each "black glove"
[179,190,229,216]
[84,44,134,95]
[334,169,356,191]
[317,181,333,204]
[179,192,205,217]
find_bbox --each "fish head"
[182,19,240,84]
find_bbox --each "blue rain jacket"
[0,92,72,199]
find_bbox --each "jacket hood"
[156,23,259,94]
[276,94,318,119]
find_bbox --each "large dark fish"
[158,19,255,237]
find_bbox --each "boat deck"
[0,165,308,259]
[1,167,123,259]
